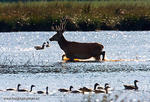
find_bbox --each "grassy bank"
[0,1,150,31]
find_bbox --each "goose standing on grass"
[37,86,48,95]
[94,84,110,94]
[46,41,50,47]
[6,84,20,91]
[124,80,139,90]
[58,86,73,92]
[34,42,46,50]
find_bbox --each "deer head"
[49,18,67,41]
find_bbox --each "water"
[0,31,150,102]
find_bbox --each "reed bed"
[0,1,150,31]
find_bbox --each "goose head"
[17,84,21,90]
[31,85,35,88]
[69,86,73,91]
[105,85,110,94]
[134,80,139,83]
[134,80,139,89]
[94,83,99,90]
[104,83,109,87]
[30,85,35,92]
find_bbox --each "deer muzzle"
[49,37,54,41]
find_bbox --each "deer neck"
[58,36,68,51]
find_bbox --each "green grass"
[0,1,150,31]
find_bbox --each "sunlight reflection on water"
[0,31,150,102]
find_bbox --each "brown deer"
[49,19,105,62]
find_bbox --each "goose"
[34,42,46,50]
[6,84,20,91]
[17,84,35,92]
[79,87,92,92]
[46,41,50,47]
[70,86,81,93]
[79,83,99,93]
[37,86,48,95]
[94,85,110,94]
[124,80,139,90]
[58,86,73,92]
[29,85,35,92]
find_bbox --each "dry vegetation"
[0,1,150,31]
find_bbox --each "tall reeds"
[0,1,150,31]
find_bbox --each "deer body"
[50,33,105,61]
[65,42,103,59]
[49,18,105,61]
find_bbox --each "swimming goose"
[79,87,92,92]
[6,84,20,91]
[70,86,81,93]
[79,83,99,93]
[94,84,110,94]
[17,84,28,92]
[124,80,139,90]
[29,85,35,92]
[34,42,46,50]
[46,41,50,47]
[58,86,73,92]
[37,86,48,95]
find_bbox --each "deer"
[49,18,105,62]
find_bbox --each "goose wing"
[37,91,44,94]
[94,89,105,93]
[97,86,104,90]
[79,87,92,92]
[6,88,16,91]
[71,90,81,93]
[124,85,136,90]
[34,46,42,50]
[18,89,28,92]
[58,88,69,92]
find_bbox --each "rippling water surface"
[0,31,150,102]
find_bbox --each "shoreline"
[0,1,150,32]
